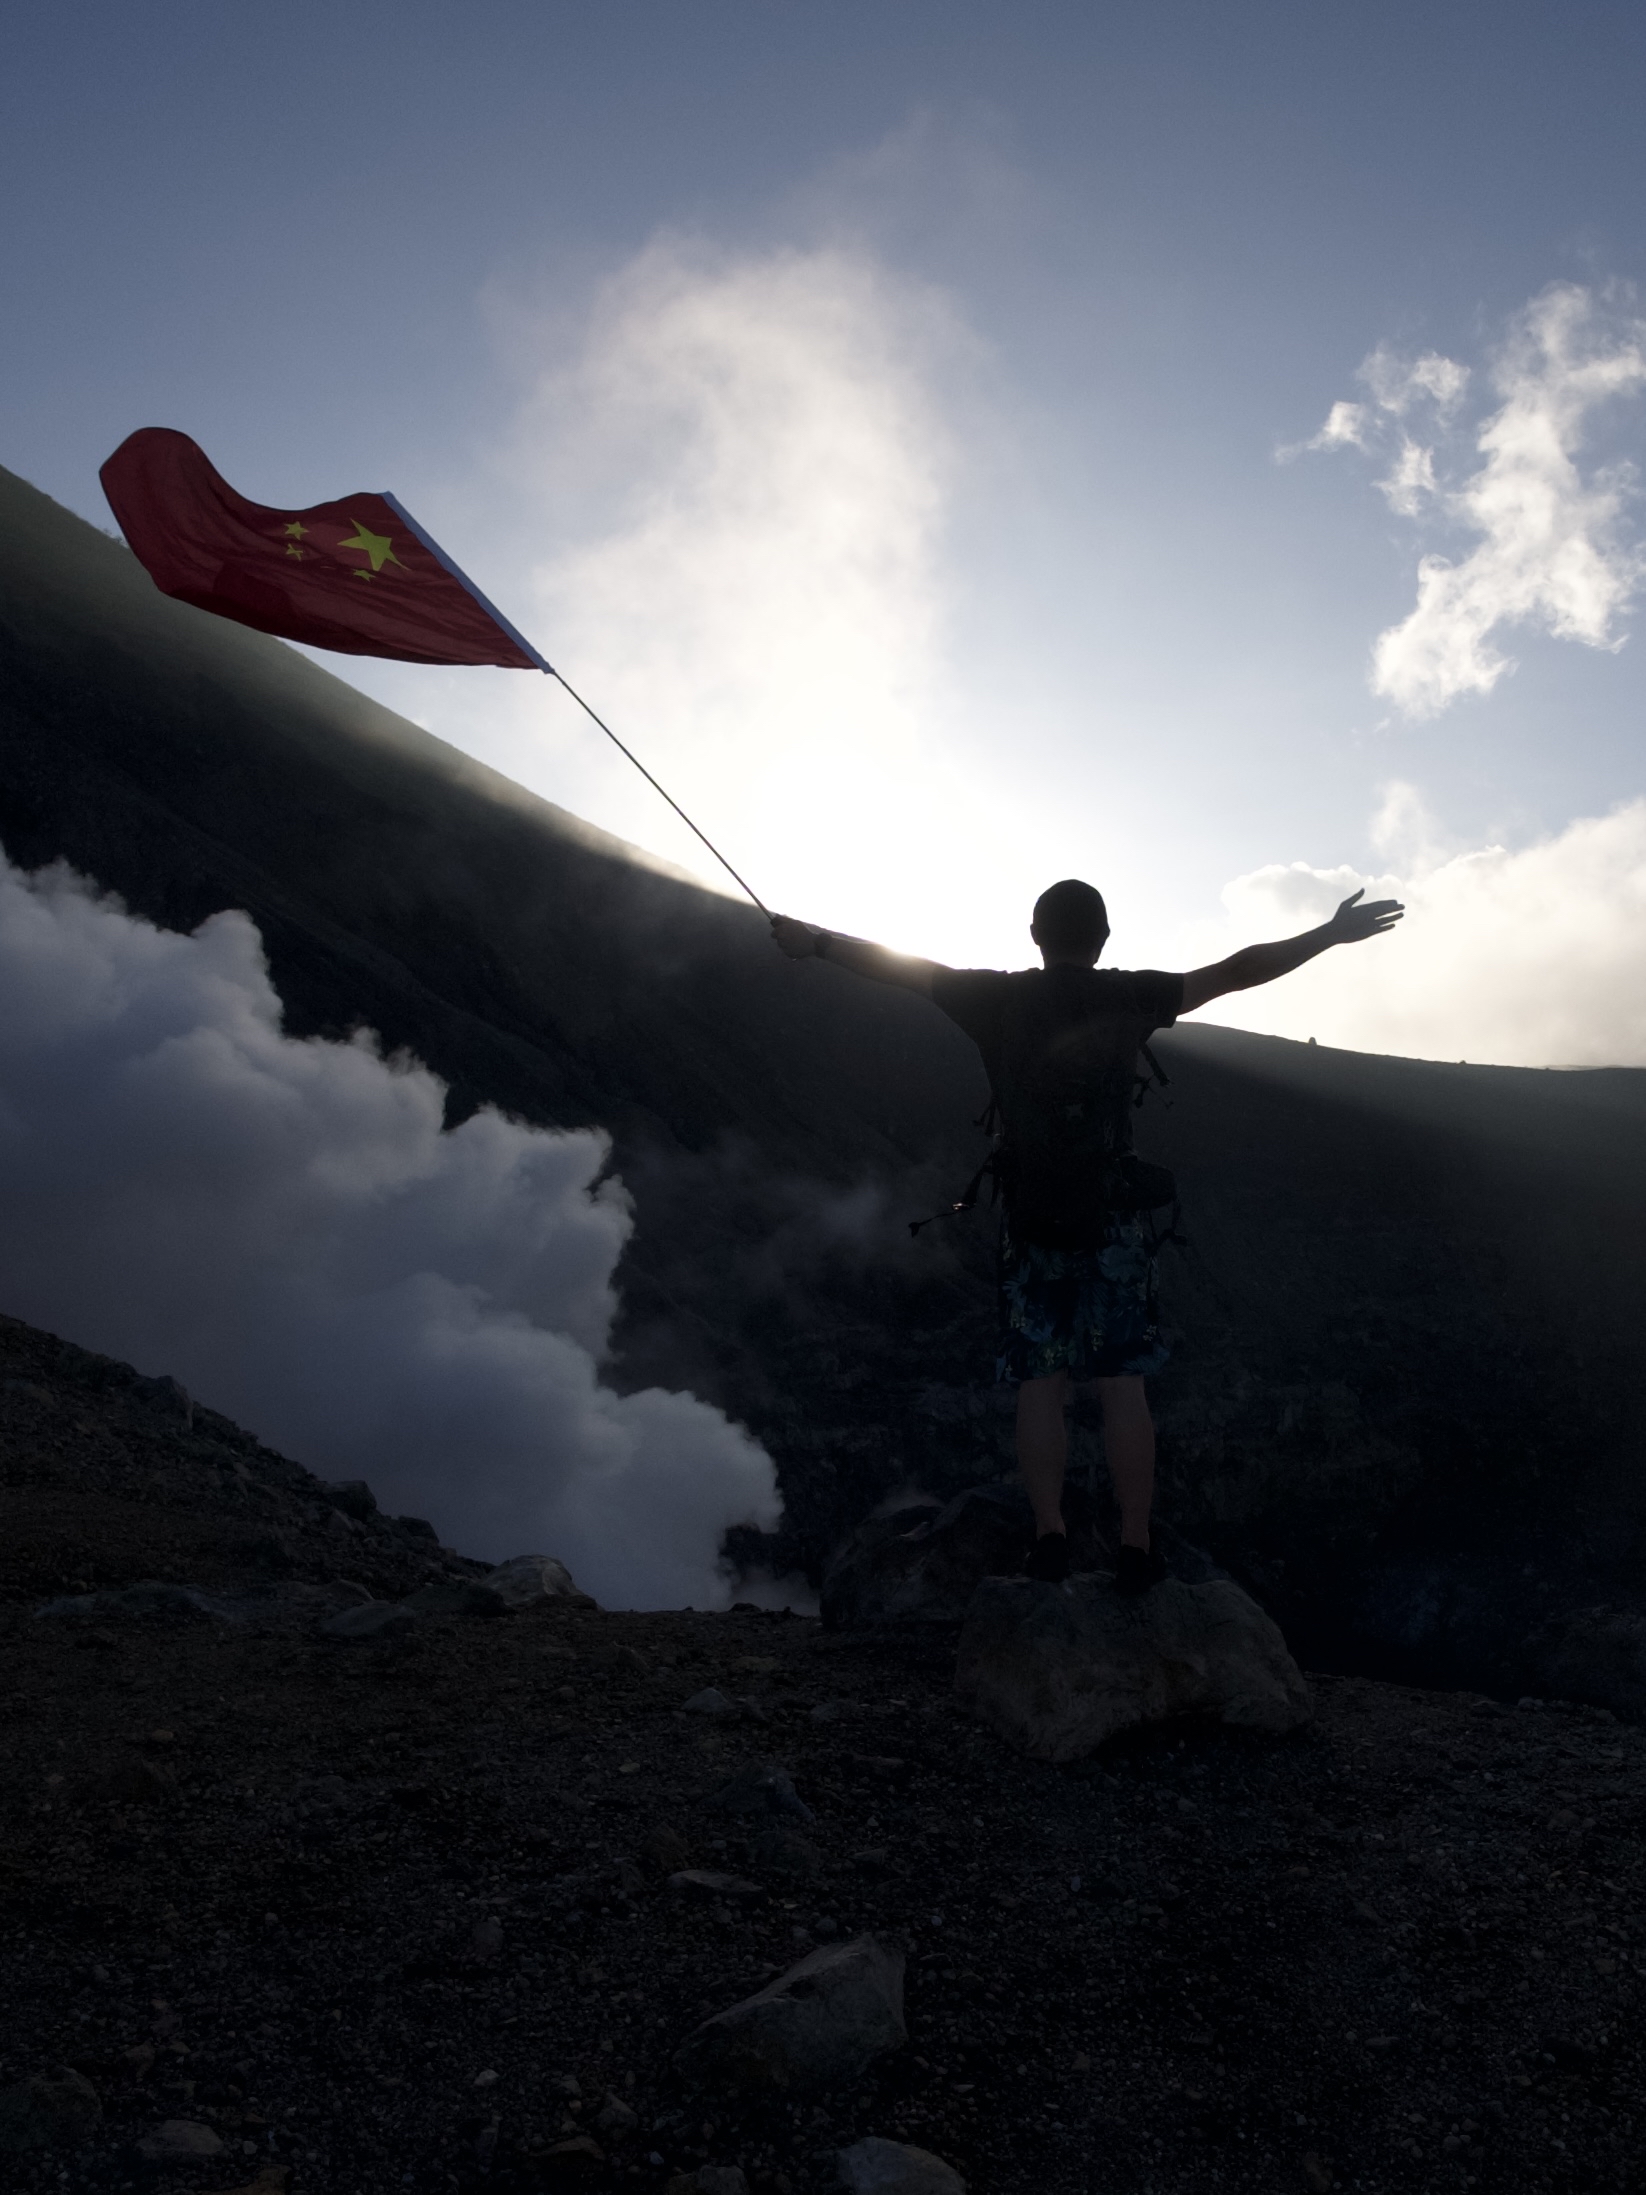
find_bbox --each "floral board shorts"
[995,1215,1172,1385]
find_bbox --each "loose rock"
[322,1599,416,1639]
[135,2116,225,2159]
[539,2133,606,2181]
[837,2136,967,2194]
[34,1580,232,1625]
[484,1553,592,1609]
[955,1575,1312,1759]
[708,1759,814,1822]
[675,1934,906,2094]
[750,1825,823,1878]
[0,2067,101,2153]
[322,1478,378,1519]
[669,1869,765,1901]
[401,1577,511,1620]
[1526,1604,1646,1718]
[81,1757,176,1804]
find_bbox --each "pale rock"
[955,1575,1312,1760]
[675,1934,906,2094]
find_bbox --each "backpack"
[911,1033,1176,1248]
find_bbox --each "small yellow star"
[285,543,306,561]
[336,518,403,574]
[283,520,308,539]
[351,570,374,582]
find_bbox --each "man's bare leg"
[1016,1371,1071,1539]
[1095,1374,1155,1550]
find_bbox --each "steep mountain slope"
[2,460,1644,1693]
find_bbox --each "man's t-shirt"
[930,964,1184,1242]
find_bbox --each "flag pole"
[540,671,774,920]
[382,496,774,922]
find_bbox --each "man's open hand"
[770,914,823,959]
[1326,888,1405,944]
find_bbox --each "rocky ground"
[2,1314,1644,2195]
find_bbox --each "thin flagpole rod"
[544,669,773,921]
[381,493,773,922]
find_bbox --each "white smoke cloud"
[1301,285,1646,717]
[421,236,1015,958]
[0,845,778,1607]
[518,241,978,937]
[1191,785,1646,1067]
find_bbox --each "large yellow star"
[336,518,403,574]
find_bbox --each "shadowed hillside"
[3,460,1644,1698]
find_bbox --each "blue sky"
[6,2,1646,1063]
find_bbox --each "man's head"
[1031,878,1109,966]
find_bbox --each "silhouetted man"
[773,881,1403,1589]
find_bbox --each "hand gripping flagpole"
[383,495,774,922]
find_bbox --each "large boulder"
[821,1484,1223,1629]
[1524,1605,1646,1719]
[483,1553,593,1609]
[675,1935,906,2094]
[0,2067,100,2153]
[34,1580,233,1625]
[821,1484,1104,1628]
[955,1574,1312,1759]
[837,2137,966,2193]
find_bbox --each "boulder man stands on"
[772,879,1403,1589]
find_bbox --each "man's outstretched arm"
[770,914,944,997]
[1180,889,1404,1014]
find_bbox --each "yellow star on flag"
[336,518,403,574]
[286,543,306,560]
[283,520,307,539]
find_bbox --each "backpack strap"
[908,1149,1001,1238]
[1134,1040,1173,1110]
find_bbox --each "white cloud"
[1376,437,1439,518]
[1305,286,1646,717]
[1307,399,1371,453]
[1360,344,1470,418]
[1192,787,1646,1067]
[0,846,779,1607]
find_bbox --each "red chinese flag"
[100,427,545,671]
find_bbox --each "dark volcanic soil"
[3,1318,1644,2195]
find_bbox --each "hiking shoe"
[1027,1532,1071,1584]
[1115,1542,1167,1596]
